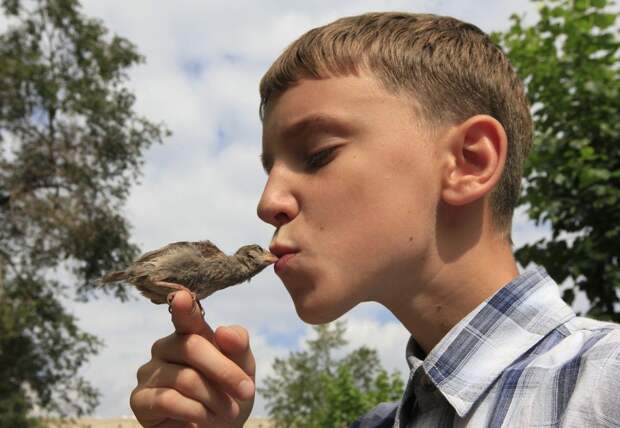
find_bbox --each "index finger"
[169,290,215,340]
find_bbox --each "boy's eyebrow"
[261,113,352,173]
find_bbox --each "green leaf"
[574,0,589,11]
[593,12,617,29]
[579,146,595,159]
[579,168,611,186]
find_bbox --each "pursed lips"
[269,243,300,273]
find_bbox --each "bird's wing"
[196,240,223,257]
[135,241,194,263]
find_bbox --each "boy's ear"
[440,115,508,206]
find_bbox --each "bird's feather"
[136,240,222,263]
[100,270,129,283]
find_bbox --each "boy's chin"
[292,294,357,325]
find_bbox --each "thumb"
[169,290,214,340]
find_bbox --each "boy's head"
[259,12,532,239]
[257,12,533,323]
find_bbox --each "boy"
[129,12,620,427]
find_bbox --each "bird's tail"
[99,270,128,285]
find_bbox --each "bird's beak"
[261,251,279,264]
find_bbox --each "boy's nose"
[257,174,299,227]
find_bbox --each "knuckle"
[154,388,177,412]
[178,367,201,391]
[150,337,165,357]
[129,387,144,414]
[183,333,205,355]
[221,364,245,386]
[136,362,152,384]
[223,399,241,422]
[177,369,240,422]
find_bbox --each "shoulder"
[580,322,620,424]
[349,402,398,428]
[556,317,620,424]
[494,317,620,426]
[545,315,620,378]
[561,316,620,359]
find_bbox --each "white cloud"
[55,0,545,419]
[512,205,552,251]
[342,312,411,375]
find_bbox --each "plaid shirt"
[351,266,620,427]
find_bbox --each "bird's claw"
[194,299,205,318]
[166,291,176,314]
[166,292,177,306]
[165,291,204,317]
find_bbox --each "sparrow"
[100,240,278,315]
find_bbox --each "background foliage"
[259,321,404,428]
[495,0,620,321]
[0,0,167,425]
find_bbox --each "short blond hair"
[259,12,533,238]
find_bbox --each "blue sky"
[4,0,565,418]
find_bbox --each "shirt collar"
[405,266,576,417]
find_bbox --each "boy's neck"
[382,209,519,356]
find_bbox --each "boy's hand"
[130,290,256,427]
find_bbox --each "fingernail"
[226,326,242,340]
[238,379,254,400]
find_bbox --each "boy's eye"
[306,146,339,170]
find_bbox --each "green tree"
[0,0,168,425]
[494,0,620,320]
[259,321,405,428]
